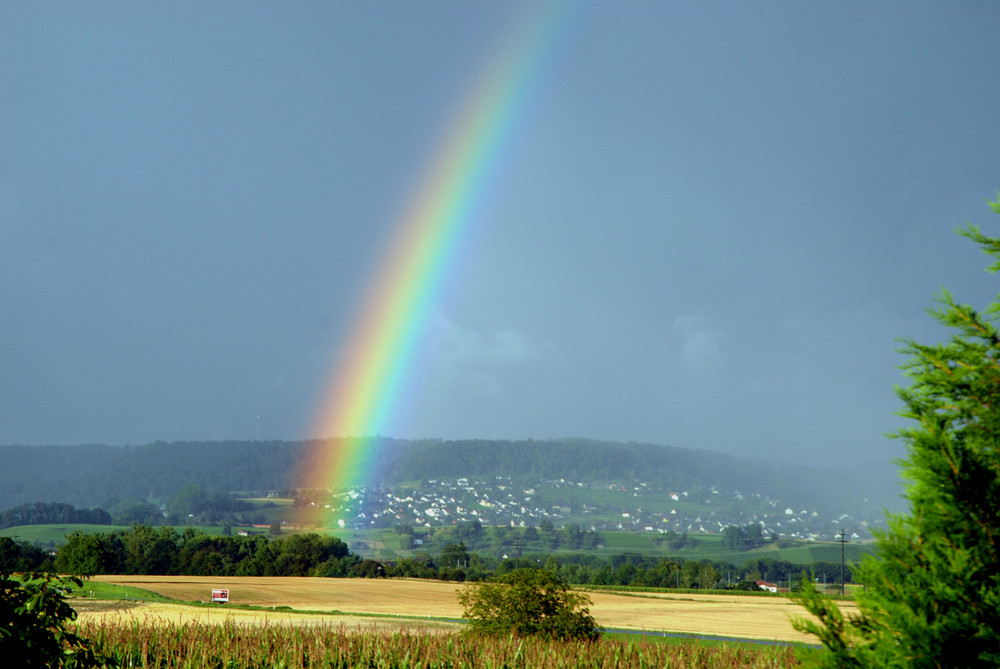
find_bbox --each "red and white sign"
[211,589,229,603]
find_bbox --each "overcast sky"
[3,2,999,469]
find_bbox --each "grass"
[70,580,174,603]
[0,523,132,545]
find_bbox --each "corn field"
[74,619,804,668]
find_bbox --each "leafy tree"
[795,195,1000,667]
[55,531,124,576]
[387,555,438,579]
[0,570,114,668]
[0,502,111,529]
[166,484,253,525]
[271,534,349,576]
[348,558,387,578]
[121,525,178,574]
[110,498,163,526]
[0,538,52,573]
[458,567,600,640]
[721,525,743,551]
[439,542,471,570]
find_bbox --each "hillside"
[0,437,901,517]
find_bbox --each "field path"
[83,576,836,643]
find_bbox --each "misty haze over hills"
[0,438,904,520]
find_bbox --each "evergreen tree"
[796,195,1000,666]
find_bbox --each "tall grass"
[75,619,802,668]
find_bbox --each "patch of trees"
[0,537,54,573]
[52,526,366,578]
[164,484,255,525]
[0,502,111,529]
[459,568,600,640]
[108,498,164,526]
[396,520,604,557]
[720,523,771,551]
[1,487,270,532]
[654,530,698,550]
[389,541,847,591]
[534,553,821,590]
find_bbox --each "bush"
[0,570,113,667]
[458,567,600,640]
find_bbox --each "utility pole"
[513,535,523,568]
[838,528,847,596]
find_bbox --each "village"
[294,475,877,543]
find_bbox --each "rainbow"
[298,3,582,494]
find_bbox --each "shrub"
[0,570,113,668]
[458,567,600,640]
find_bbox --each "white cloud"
[672,315,727,381]
[424,316,546,396]
[431,316,543,366]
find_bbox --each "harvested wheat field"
[72,599,460,634]
[82,575,838,643]
[583,590,844,643]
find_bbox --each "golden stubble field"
[78,575,840,643]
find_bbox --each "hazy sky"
[3,2,999,468]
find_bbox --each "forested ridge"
[0,437,889,512]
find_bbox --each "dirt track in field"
[79,576,841,643]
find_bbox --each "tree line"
[0,502,111,529]
[1,528,849,591]
[1,526,378,578]
[391,541,848,590]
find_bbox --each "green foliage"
[721,524,766,551]
[0,570,114,668]
[0,537,53,573]
[108,498,162,526]
[0,502,111,530]
[166,483,253,525]
[795,194,1000,667]
[121,525,179,574]
[458,567,600,640]
[55,531,125,577]
[52,525,358,578]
